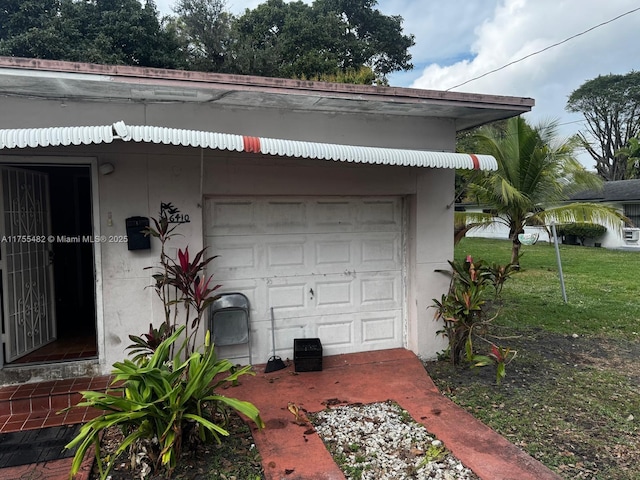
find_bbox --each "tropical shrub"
[126,321,174,364]
[484,261,519,297]
[65,212,264,479]
[140,215,221,356]
[432,256,516,383]
[66,326,264,479]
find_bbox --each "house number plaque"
[160,202,191,224]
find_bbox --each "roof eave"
[0,56,534,131]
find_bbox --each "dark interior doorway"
[3,164,97,365]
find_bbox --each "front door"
[0,166,56,363]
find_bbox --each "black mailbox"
[125,216,151,251]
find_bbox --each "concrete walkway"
[0,348,562,480]
[232,348,562,480]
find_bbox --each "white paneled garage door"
[204,197,405,363]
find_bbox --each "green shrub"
[66,326,264,479]
[556,223,607,245]
[432,257,517,383]
[65,211,264,479]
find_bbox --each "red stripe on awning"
[243,136,261,153]
[469,154,481,170]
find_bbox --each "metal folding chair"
[208,292,252,364]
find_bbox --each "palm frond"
[534,203,630,233]
[460,115,624,267]
[454,211,507,244]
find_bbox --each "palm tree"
[460,116,627,267]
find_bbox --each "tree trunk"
[509,222,524,267]
[511,239,521,267]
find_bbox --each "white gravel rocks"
[311,401,479,480]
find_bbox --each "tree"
[315,0,414,78]
[171,0,233,72]
[229,0,414,83]
[566,71,640,181]
[0,0,68,59]
[462,116,626,266]
[0,0,184,69]
[455,120,508,205]
[0,0,414,84]
[616,136,640,179]
[229,0,336,79]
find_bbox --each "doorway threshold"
[0,359,103,387]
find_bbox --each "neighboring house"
[457,205,552,243]
[0,57,533,385]
[461,179,640,249]
[570,179,640,250]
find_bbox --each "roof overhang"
[0,121,498,171]
[0,57,534,132]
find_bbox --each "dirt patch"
[425,329,640,480]
[87,411,263,480]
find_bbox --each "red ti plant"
[129,215,220,358]
[433,256,517,383]
[165,245,220,353]
[473,343,517,385]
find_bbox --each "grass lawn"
[455,237,640,338]
[425,238,640,479]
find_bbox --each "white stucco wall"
[96,150,204,367]
[408,169,453,356]
[1,95,459,375]
[465,222,551,243]
[0,96,454,151]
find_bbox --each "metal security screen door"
[0,166,56,363]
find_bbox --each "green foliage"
[555,222,607,245]
[314,0,414,78]
[618,136,640,179]
[0,0,184,68]
[65,210,263,479]
[471,344,516,385]
[170,0,233,72]
[228,0,415,82]
[566,71,640,180]
[484,261,519,297]
[0,0,414,84]
[65,326,264,479]
[455,120,508,203]
[432,257,516,377]
[461,116,626,266]
[127,322,175,364]
[300,66,378,85]
[418,444,446,465]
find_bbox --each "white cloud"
[381,0,499,66]
[410,0,640,167]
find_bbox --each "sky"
[153,0,640,169]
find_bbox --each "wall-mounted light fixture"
[99,162,115,175]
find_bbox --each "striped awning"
[0,121,497,170]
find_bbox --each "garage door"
[204,196,405,364]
